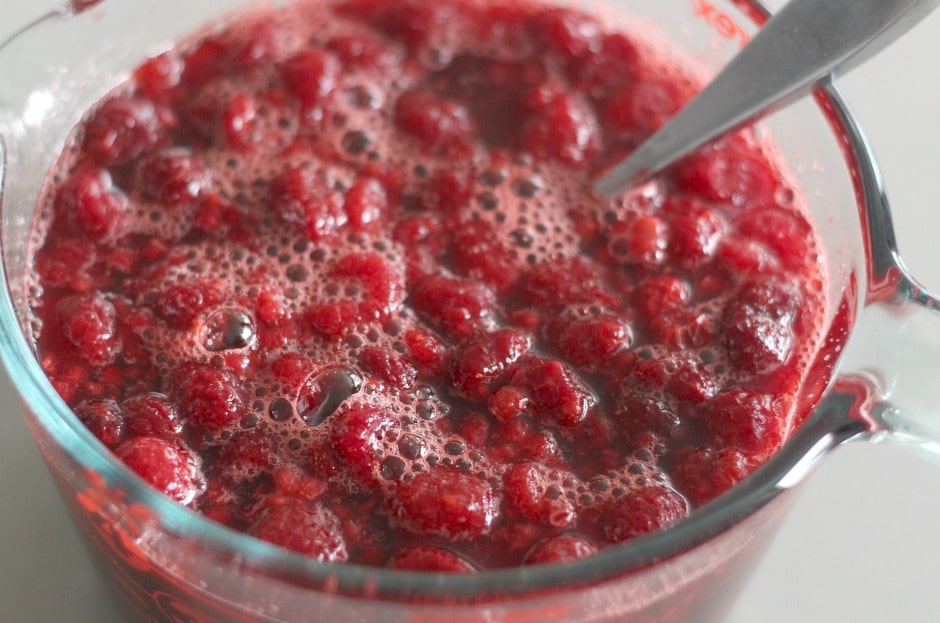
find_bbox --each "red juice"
[30,0,828,572]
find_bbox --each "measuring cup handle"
[839,262,940,458]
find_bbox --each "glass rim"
[0,0,890,601]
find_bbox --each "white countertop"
[2,2,940,621]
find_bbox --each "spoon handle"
[594,0,940,197]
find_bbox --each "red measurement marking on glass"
[692,0,752,48]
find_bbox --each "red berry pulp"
[31,0,829,572]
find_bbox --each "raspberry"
[531,8,602,59]
[56,294,120,367]
[672,446,755,506]
[504,357,595,427]
[254,289,288,326]
[613,395,681,440]
[171,363,245,432]
[114,436,201,504]
[516,258,617,311]
[487,385,529,423]
[604,216,668,267]
[249,498,348,561]
[556,314,631,370]
[722,280,799,375]
[327,35,402,73]
[567,33,640,94]
[388,546,477,573]
[504,461,576,528]
[674,138,777,209]
[602,75,694,136]
[217,428,278,481]
[369,1,461,51]
[706,388,783,455]
[74,399,124,448]
[737,206,812,269]
[394,91,477,156]
[181,37,230,88]
[329,404,400,485]
[604,485,688,543]
[450,329,530,401]
[418,169,473,213]
[54,168,129,241]
[431,55,546,148]
[269,166,347,241]
[222,94,258,151]
[520,88,599,167]
[668,355,719,405]
[83,96,165,166]
[523,534,597,565]
[135,53,184,101]
[716,236,778,276]
[269,353,316,386]
[234,22,290,71]
[403,328,450,377]
[35,240,96,291]
[449,220,520,293]
[137,149,212,207]
[156,280,221,329]
[648,308,716,350]
[625,357,669,394]
[358,347,416,389]
[272,464,328,500]
[306,300,360,339]
[332,252,404,320]
[280,48,341,106]
[389,468,496,540]
[409,275,495,341]
[633,275,690,319]
[122,392,181,439]
[343,177,387,231]
[667,199,725,267]
[393,213,440,246]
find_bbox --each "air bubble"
[341,130,371,155]
[477,191,499,211]
[509,228,534,249]
[512,177,541,198]
[380,456,407,480]
[297,367,364,427]
[416,401,435,420]
[344,85,381,109]
[268,397,293,422]
[444,440,465,456]
[479,169,506,186]
[286,264,309,282]
[775,186,796,206]
[201,308,256,351]
[398,434,425,459]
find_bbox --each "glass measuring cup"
[1,1,939,622]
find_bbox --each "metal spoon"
[593,0,940,197]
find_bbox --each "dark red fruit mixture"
[31,0,828,570]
